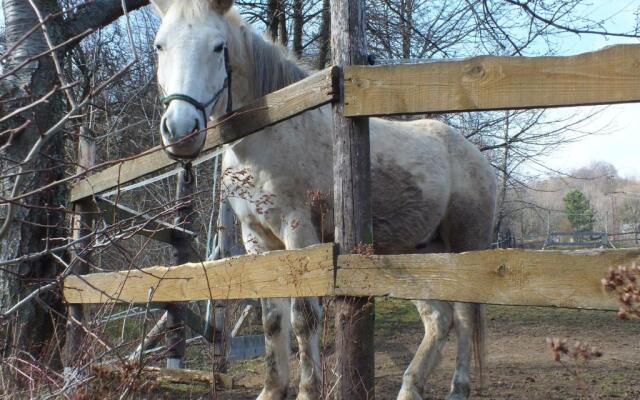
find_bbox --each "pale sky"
[535,104,640,179]
[529,1,640,179]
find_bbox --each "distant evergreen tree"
[563,190,596,232]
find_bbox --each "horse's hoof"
[446,382,470,400]
[397,387,422,400]
[296,392,320,400]
[446,393,469,400]
[257,388,287,400]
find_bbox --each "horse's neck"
[223,18,332,169]
[226,20,308,107]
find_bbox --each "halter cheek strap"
[161,46,233,123]
[224,46,232,114]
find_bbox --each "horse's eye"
[214,43,224,53]
[155,44,163,52]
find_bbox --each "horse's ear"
[210,0,234,13]
[150,0,173,16]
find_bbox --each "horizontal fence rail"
[344,44,640,116]
[64,244,640,311]
[64,244,334,303]
[69,67,337,203]
[336,249,640,310]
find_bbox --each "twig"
[138,288,156,367]
[0,281,58,320]
[0,86,59,125]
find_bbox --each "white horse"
[151,1,496,399]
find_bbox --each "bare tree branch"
[63,0,150,45]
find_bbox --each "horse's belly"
[371,161,449,255]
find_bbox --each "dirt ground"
[213,300,640,400]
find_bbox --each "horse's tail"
[472,303,487,389]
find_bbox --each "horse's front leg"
[285,223,323,400]
[241,226,291,400]
[259,297,292,400]
[291,297,322,400]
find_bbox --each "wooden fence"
[63,41,640,397]
[65,43,640,309]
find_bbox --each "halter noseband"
[161,47,233,123]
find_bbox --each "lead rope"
[182,161,194,184]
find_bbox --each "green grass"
[596,371,629,397]
[375,298,421,337]
[485,304,623,331]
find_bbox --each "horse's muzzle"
[160,114,206,160]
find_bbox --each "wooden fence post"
[64,127,95,372]
[331,0,375,398]
[165,168,195,368]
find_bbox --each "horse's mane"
[226,9,310,98]
[170,0,219,20]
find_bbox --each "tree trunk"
[277,0,288,47]
[400,0,411,59]
[292,0,303,58]
[316,0,331,68]
[0,0,67,375]
[267,0,279,42]
[493,111,510,246]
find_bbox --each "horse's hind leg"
[441,204,493,400]
[447,302,475,400]
[397,300,453,400]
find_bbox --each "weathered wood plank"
[331,0,375,396]
[336,248,640,310]
[69,67,337,203]
[344,44,640,116]
[63,244,334,304]
[91,364,233,389]
[65,245,636,310]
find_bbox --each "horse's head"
[151,0,233,159]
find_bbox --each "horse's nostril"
[194,119,199,132]
[162,118,171,136]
